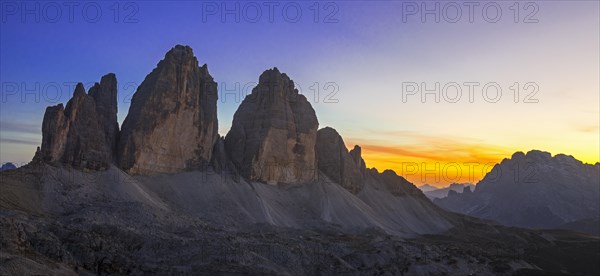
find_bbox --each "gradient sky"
[1,1,598,187]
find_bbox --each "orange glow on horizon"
[345,137,599,188]
[358,145,505,188]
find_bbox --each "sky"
[1,1,599,187]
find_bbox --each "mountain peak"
[224,68,318,185]
[73,82,86,97]
[0,162,17,172]
[436,150,599,230]
[254,67,297,96]
[166,44,194,56]
[418,183,438,192]
[160,45,199,69]
[525,149,552,160]
[39,75,117,170]
[511,151,526,160]
[118,46,218,174]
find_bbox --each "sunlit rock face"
[224,68,318,185]
[39,75,118,170]
[118,45,218,175]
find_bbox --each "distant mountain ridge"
[418,183,475,199]
[418,184,438,192]
[0,162,17,172]
[435,150,600,234]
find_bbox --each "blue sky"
[1,1,599,185]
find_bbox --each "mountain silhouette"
[1,45,598,275]
[435,150,599,234]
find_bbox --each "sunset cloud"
[346,133,515,187]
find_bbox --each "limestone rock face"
[88,73,119,159]
[40,104,69,163]
[224,68,318,185]
[118,45,218,175]
[39,79,117,170]
[316,127,365,193]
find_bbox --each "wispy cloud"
[574,124,600,133]
[344,132,515,186]
[357,143,506,165]
[0,121,41,135]
[348,131,510,162]
[0,138,40,146]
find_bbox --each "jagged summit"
[349,145,367,173]
[160,45,212,76]
[257,67,293,88]
[37,75,118,170]
[509,150,566,162]
[118,45,218,175]
[165,44,194,58]
[72,82,86,97]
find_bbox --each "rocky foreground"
[1,165,599,275]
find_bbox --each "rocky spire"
[117,45,219,175]
[38,77,118,170]
[349,145,367,175]
[316,127,365,193]
[88,73,119,159]
[224,68,318,185]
